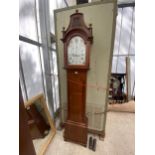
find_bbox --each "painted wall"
[55,0,117,132]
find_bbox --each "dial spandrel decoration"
[67,36,86,65]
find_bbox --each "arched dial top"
[67,36,86,65]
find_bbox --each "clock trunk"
[64,69,88,146]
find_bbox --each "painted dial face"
[67,36,86,65]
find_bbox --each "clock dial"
[67,36,86,65]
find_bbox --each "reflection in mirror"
[24,94,56,155]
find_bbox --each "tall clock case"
[61,10,93,146]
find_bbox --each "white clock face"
[67,36,86,65]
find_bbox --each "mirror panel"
[24,94,56,155]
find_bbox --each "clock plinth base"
[64,120,88,147]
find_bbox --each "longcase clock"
[61,10,93,146]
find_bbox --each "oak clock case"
[61,10,93,147]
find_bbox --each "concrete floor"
[45,111,135,155]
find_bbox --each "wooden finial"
[75,9,79,13]
[89,24,92,28]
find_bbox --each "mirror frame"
[24,93,56,155]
